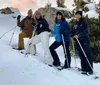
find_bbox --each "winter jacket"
[71,18,90,40]
[32,18,50,35]
[17,16,34,37]
[51,19,70,42]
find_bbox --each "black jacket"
[71,18,90,40]
[33,18,50,35]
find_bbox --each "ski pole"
[76,38,99,79]
[62,34,69,68]
[9,26,17,45]
[0,26,17,39]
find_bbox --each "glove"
[60,30,65,34]
[17,15,21,20]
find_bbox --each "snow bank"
[85,3,96,10]
[84,3,99,18]
[83,0,89,3]
[54,7,71,12]
[84,10,99,18]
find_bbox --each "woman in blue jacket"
[50,11,71,68]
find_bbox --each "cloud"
[3,0,40,15]
[2,0,74,15]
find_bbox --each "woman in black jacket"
[71,11,93,75]
[27,10,53,65]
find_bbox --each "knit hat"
[35,10,41,15]
[56,11,63,15]
[28,9,33,16]
[75,11,82,16]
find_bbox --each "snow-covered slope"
[0,8,100,85]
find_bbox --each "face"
[75,14,81,20]
[35,14,41,19]
[57,14,62,20]
[28,12,32,17]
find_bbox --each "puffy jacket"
[17,16,34,37]
[33,18,50,35]
[51,19,70,42]
[71,18,90,40]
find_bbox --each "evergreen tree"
[57,0,66,8]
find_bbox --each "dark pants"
[49,41,71,68]
[76,38,93,72]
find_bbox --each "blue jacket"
[51,19,70,42]
[71,19,90,40]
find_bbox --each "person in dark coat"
[50,11,71,68]
[71,11,93,75]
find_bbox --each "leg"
[82,39,93,73]
[18,32,28,49]
[27,35,40,55]
[76,41,86,72]
[63,41,71,68]
[39,32,53,65]
[50,41,62,66]
[29,36,36,55]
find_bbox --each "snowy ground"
[0,10,100,85]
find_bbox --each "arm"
[51,24,56,35]
[17,19,25,29]
[78,21,90,38]
[63,21,70,35]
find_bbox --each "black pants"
[76,38,93,72]
[49,41,71,68]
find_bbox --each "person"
[49,11,71,68]
[27,10,53,65]
[71,11,93,75]
[17,9,36,54]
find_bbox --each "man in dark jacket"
[17,9,36,54]
[71,11,93,75]
[27,10,53,65]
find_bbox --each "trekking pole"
[76,38,99,79]
[9,26,17,45]
[71,38,77,68]
[62,34,69,68]
[24,23,38,57]
[0,26,17,39]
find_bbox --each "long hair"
[55,14,65,23]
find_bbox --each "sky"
[0,0,99,15]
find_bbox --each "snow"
[85,3,96,10]
[84,10,99,18]
[54,7,71,12]
[0,8,100,85]
[83,0,89,3]
[84,3,99,18]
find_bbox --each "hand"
[48,32,51,37]
[17,15,21,20]
[73,35,79,39]
[60,30,65,34]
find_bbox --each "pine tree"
[57,0,66,8]
[69,17,100,62]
